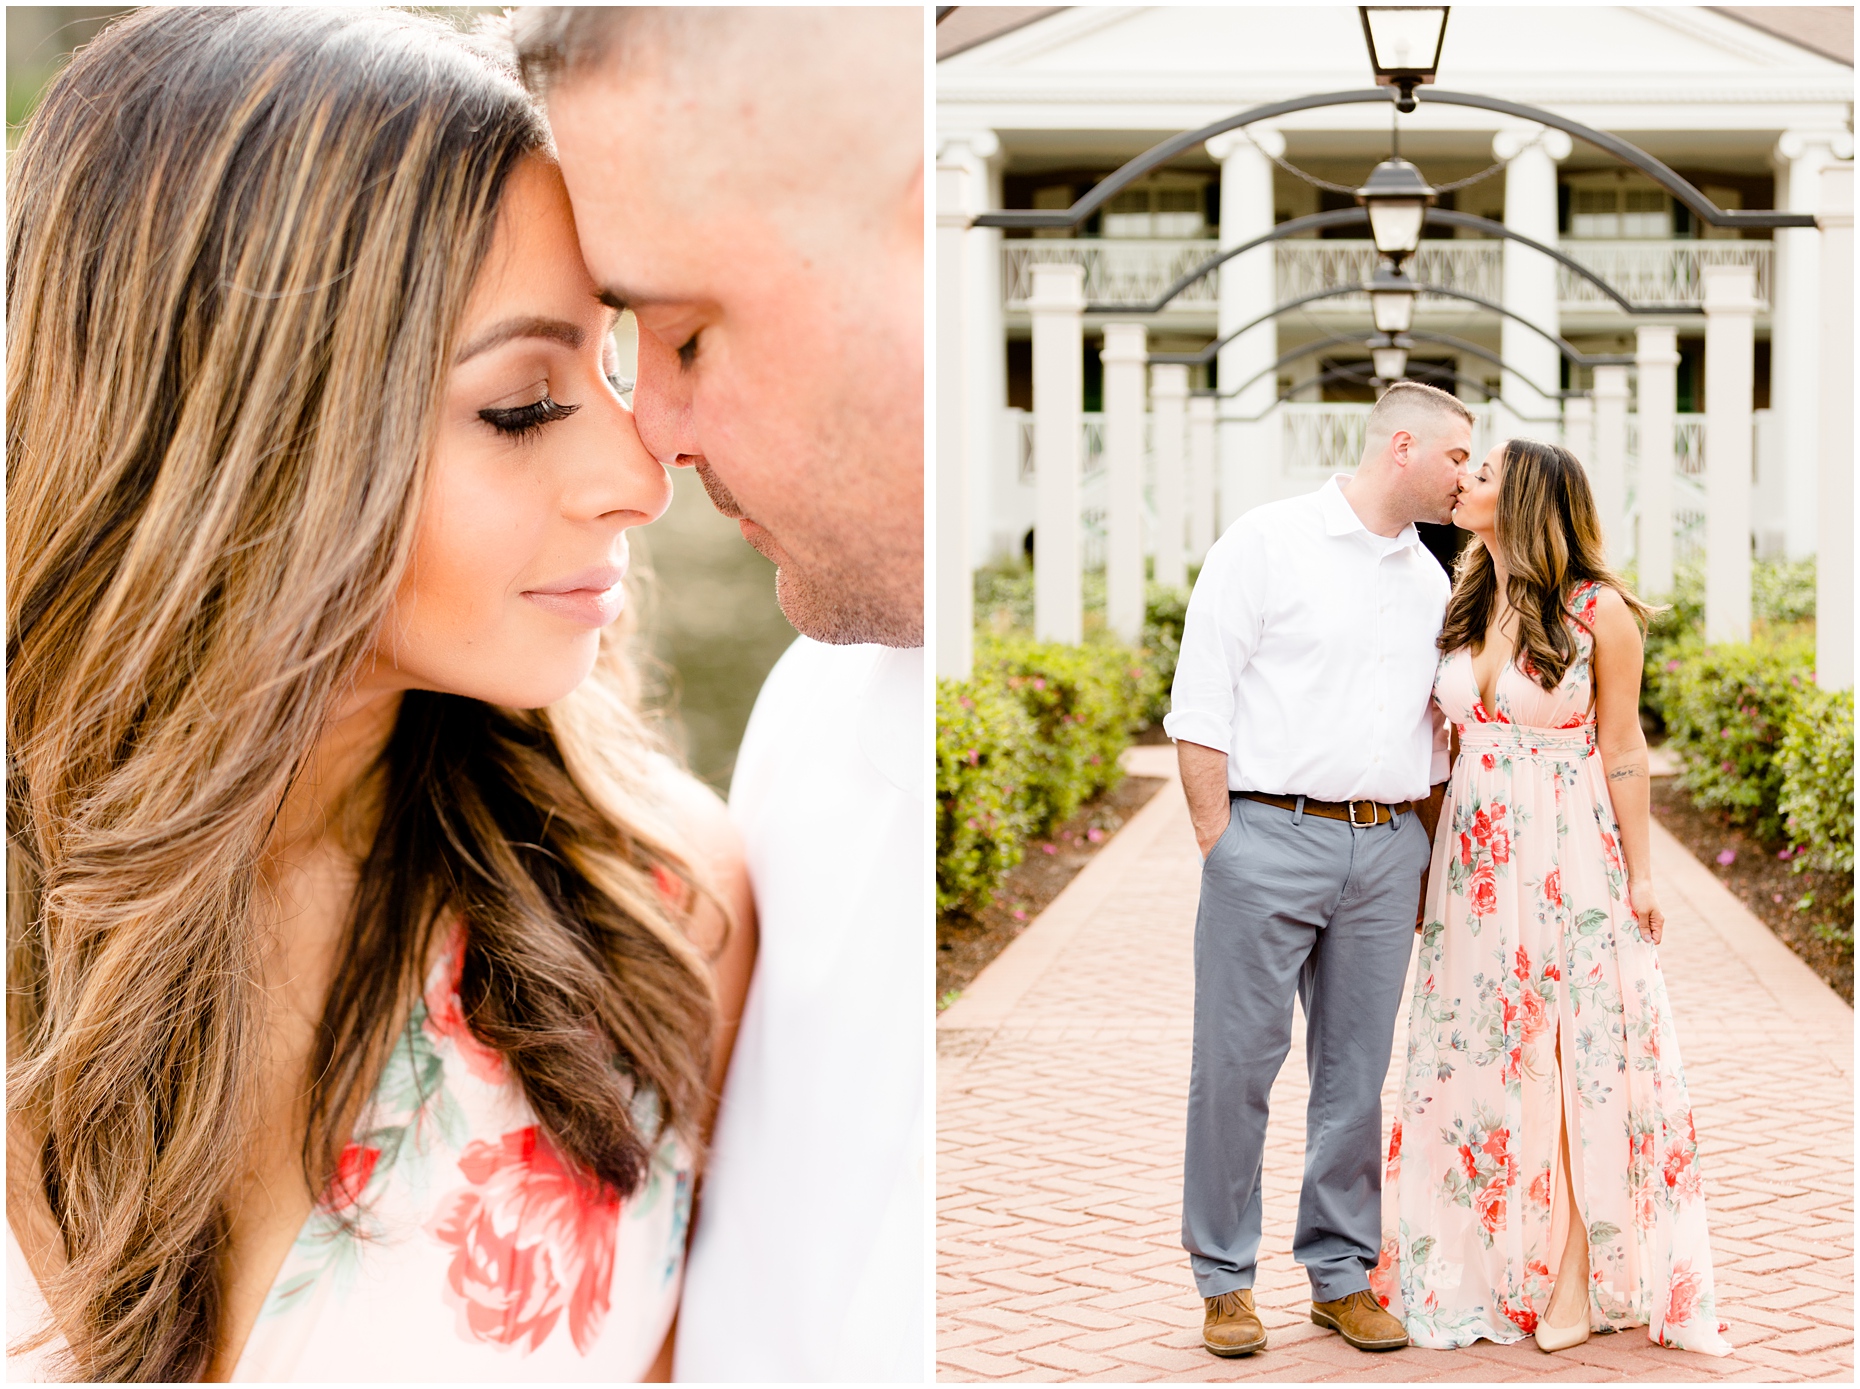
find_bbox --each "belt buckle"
[1347,798,1378,827]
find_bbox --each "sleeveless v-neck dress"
[7,923,693,1381]
[1370,581,1730,1355]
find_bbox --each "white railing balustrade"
[1275,240,1503,304]
[1559,242,1771,310]
[1001,241,1218,309]
[1002,238,1770,312]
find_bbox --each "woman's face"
[1453,443,1505,536]
[367,157,669,710]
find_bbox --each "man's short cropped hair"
[1366,379,1476,441]
[510,7,660,96]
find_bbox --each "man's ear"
[1389,427,1415,465]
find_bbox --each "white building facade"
[936,6,1853,663]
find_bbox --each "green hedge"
[936,679,1039,915]
[1650,634,1815,841]
[1778,685,1856,875]
[936,633,1161,916]
[1646,631,1852,874]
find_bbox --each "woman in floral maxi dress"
[1372,439,1730,1356]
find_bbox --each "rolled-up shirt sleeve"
[1429,699,1450,784]
[1162,524,1268,756]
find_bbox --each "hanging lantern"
[1368,261,1418,334]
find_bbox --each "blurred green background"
[7,5,797,792]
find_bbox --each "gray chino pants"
[1181,792,1427,1302]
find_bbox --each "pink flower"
[1041,843,1057,855]
[324,1142,381,1213]
[1489,826,1511,866]
[1528,1169,1553,1210]
[1087,827,1105,843]
[1520,985,1550,1043]
[1542,868,1562,909]
[425,928,508,1086]
[1481,1127,1510,1164]
[1469,865,1498,918]
[1368,1236,1400,1308]
[429,1127,620,1355]
[1601,832,1622,874]
[1666,1263,1703,1326]
[1715,848,1736,866]
[1475,1178,1507,1233]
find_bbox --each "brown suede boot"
[1310,1289,1408,1351]
[1202,1288,1267,1357]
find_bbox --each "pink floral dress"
[1370,581,1730,1356]
[6,922,693,1381]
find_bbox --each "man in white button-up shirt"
[1164,382,1471,1359]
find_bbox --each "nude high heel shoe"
[1533,1316,1590,1353]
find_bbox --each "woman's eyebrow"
[454,315,584,364]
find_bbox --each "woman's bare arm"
[1589,587,1664,943]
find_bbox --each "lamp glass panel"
[1371,289,1415,334]
[1366,199,1426,255]
[1373,346,1408,380]
[1365,7,1446,72]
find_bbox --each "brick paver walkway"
[938,745,1853,1381]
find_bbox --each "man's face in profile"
[544,9,924,648]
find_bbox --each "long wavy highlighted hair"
[1438,437,1659,686]
[7,9,716,1381]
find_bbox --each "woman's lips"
[522,564,627,628]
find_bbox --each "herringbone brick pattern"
[938,746,1853,1381]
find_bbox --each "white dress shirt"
[1163,474,1449,802]
[674,637,926,1383]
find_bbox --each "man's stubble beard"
[694,461,923,649]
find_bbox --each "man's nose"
[630,325,699,468]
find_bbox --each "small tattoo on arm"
[1608,767,1643,782]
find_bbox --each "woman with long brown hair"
[6,7,753,1380]
[1370,439,1729,1356]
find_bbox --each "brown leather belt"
[1238,791,1413,827]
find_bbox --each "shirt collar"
[1321,473,1425,552]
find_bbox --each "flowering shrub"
[936,634,1160,916]
[935,679,1038,915]
[1651,634,1816,842]
[973,634,1161,831]
[1776,684,1855,876]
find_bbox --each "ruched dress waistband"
[1457,720,1596,761]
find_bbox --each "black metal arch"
[974,87,1814,233]
[1143,281,1634,370]
[1068,204,1708,317]
[1195,363,1560,425]
[1214,327,1568,403]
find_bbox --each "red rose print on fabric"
[1475,1177,1507,1233]
[425,931,508,1086]
[1481,753,1496,771]
[325,1142,381,1213]
[1542,867,1562,909]
[429,1126,620,1355]
[1528,1168,1553,1210]
[1666,1263,1703,1326]
[1368,1236,1399,1309]
[1469,865,1498,918]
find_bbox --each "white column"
[1771,130,1855,559]
[1817,163,1854,689]
[1591,364,1630,566]
[935,161,972,679]
[942,131,1007,567]
[1151,364,1189,588]
[1493,126,1573,435]
[1031,262,1085,643]
[1563,394,1593,477]
[1101,323,1148,642]
[1207,128,1281,523]
[1635,325,1680,599]
[1703,263,1757,645]
[1187,393,1217,563]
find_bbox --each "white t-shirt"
[1163,474,1450,802]
[673,637,926,1383]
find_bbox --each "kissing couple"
[1166,381,1732,1360]
[7,7,921,1383]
